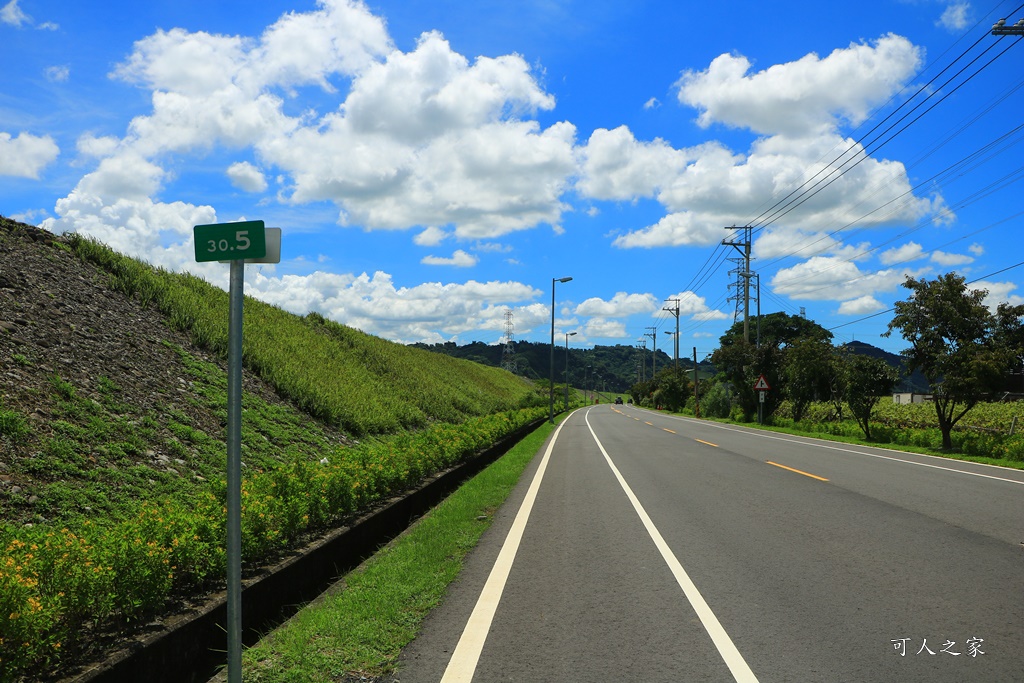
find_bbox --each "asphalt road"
[393,405,1024,682]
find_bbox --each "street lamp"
[564,331,577,410]
[550,276,572,423]
[664,330,678,368]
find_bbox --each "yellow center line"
[663,428,676,434]
[694,439,718,448]
[645,421,654,426]
[766,461,829,482]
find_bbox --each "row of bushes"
[747,398,1024,461]
[0,406,546,679]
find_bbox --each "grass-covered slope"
[0,218,547,681]
[67,233,535,435]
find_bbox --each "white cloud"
[610,126,933,249]
[76,134,120,158]
[227,161,268,192]
[676,34,922,136]
[414,226,448,246]
[938,3,971,31]
[584,318,629,339]
[0,131,59,178]
[772,255,926,301]
[1,0,29,27]
[44,192,216,267]
[837,295,885,315]
[968,243,984,256]
[473,241,512,253]
[342,30,553,144]
[421,249,478,267]
[643,97,661,110]
[606,36,935,250]
[613,210,725,249]
[1,0,57,29]
[577,126,689,201]
[880,241,925,265]
[755,228,842,260]
[46,0,579,276]
[45,65,69,82]
[659,291,729,320]
[255,27,575,238]
[971,281,1024,311]
[930,250,973,267]
[247,270,541,342]
[574,291,657,317]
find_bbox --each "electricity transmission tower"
[500,309,518,373]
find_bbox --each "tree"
[783,337,838,421]
[840,352,899,439]
[884,273,1024,450]
[650,365,692,412]
[714,312,831,422]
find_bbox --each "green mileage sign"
[194,220,266,262]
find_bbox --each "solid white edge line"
[646,410,1024,486]
[584,410,760,683]
[439,414,569,683]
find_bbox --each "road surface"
[393,405,1024,682]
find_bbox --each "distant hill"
[841,340,930,393]
[412,338,934,395]
[410,340,703,394]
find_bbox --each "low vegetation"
[66,234,535,436]
[0,228,549,681]
[683,397,1024,467]
[239,415,562,682]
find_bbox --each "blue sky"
[3,0,1023,359]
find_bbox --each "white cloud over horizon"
[18,0,973,345]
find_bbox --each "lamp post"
[664,331,678,368]
[564,331,577,410]
[550,276,572,423]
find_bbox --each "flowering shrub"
[0,406,545,680]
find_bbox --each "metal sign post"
[225,259,244,683]
[753,375,770,425]
[193,220,279,683]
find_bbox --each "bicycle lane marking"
[584,409,760,683]
[439,413,571,683]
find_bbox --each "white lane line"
[439,414,569,683]
[660,413,1024,486]
[584,411,759,683]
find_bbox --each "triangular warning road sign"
[753,375,771,391]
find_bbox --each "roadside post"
[754,374,770,425]
[193,220,281,683]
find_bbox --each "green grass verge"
[239,417,559,682]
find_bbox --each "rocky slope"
[0,215,348,527]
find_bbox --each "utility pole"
[992,17,1024,35]
[693,347,700,418]
[755,273,761,348]
[723,226,753,343]
[637,339,647,382]
[645,326,657,377]
[663,298,680,367]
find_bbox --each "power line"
[827,257,1024,332]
